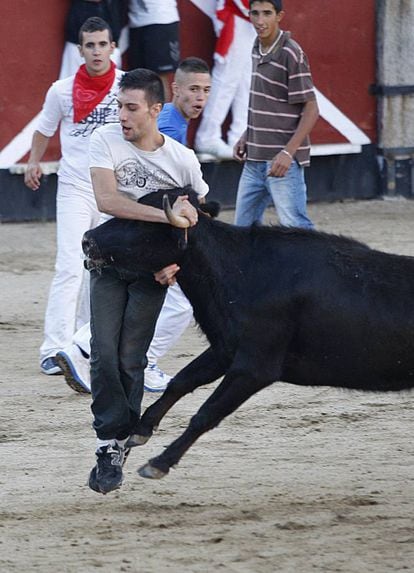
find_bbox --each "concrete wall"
[376,0,414,150]
[0,149,381,222]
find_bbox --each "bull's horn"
[163,194,191,228]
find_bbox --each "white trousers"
[40,181,100,362]
[195,17,256,148]
[147,283,194,364]
[74,283,194,365]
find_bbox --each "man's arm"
[90,167,199,225]
[24,131,51,191]
[268,99,319,177]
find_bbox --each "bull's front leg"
[137,369,274,479]
[126,347,228,448]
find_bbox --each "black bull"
[83,188,414,479]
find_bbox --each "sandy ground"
[1,198,414,573]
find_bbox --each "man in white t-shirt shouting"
[86,68,208,494]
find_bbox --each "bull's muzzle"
[82,233,97,258]
[82,234,106,269]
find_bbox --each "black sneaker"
[88,444,125,494]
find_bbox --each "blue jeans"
[89,267,167,440]
[235,160,314,228]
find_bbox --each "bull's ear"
[179,185,199,207]
[170,227,188,251]
[200,201,220,218]
[178,229,188,251]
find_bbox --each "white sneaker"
[195,139,234,161]
[144,364,172,393]
[56,344,91,394]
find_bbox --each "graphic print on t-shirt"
[116,158,180,196]
[70,95,119,138]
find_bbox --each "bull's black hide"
[83,187,414,479]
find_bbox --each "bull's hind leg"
[126,347,228,447]
[137,369,273,479]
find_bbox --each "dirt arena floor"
[1,198,414,572]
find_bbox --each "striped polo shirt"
[246,31,316,166]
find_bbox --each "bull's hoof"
[125,433,150,448]
[137,462,168,479]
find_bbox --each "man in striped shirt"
[233,0,319,228]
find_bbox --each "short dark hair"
[78,17,113,44]
[177,57,210,75]
[119,68,165,106]
[249,0,283,11]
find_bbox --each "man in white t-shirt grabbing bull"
[86,67,208,494]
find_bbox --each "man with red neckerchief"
[25,17,123,376]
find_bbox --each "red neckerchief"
[72,61,116,123]
[215,0,250,59]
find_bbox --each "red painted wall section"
[282,0,377,144]
[178,0,216,67]
[0,1,70,159]
[0,0,376,162]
